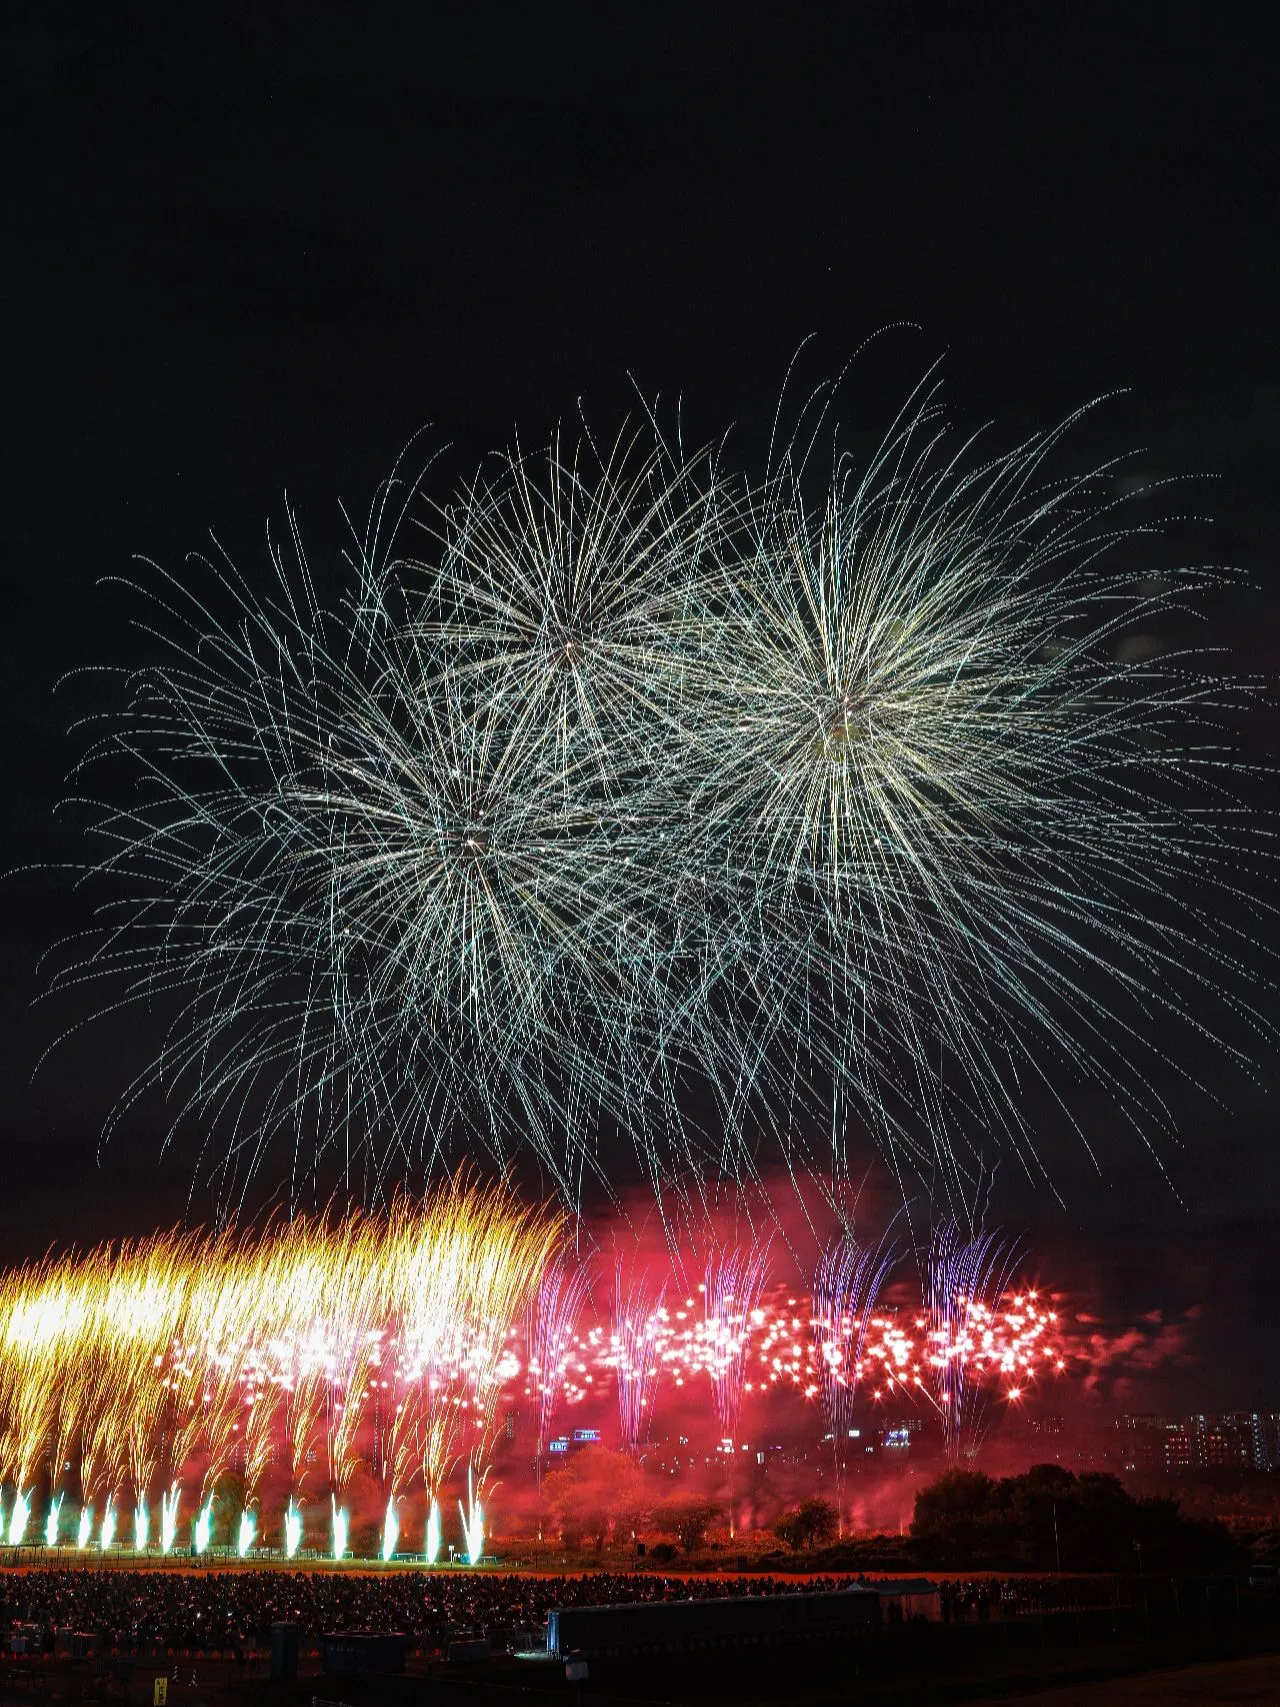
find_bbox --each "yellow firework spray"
[0,1181,555,1558]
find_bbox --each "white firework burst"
[45,373,1273,1220]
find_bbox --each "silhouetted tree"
[653,1497,722,1554]
[911,1464,1240,1572]
[542,1447,649,1554]
[773,1497,839,1551]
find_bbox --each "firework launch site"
[2,1197,1280,1702]
[2,1189,1275,1576]
[0,1187,1087,1568]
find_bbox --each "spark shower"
[47,362,1270,1219]
[0,1191,1077,1560]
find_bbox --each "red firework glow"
[527,1270,1070,1433]
[0,1200,1084,1557]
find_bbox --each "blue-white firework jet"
[923,1220,1024,1464]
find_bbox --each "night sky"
[2,12,1276,1411]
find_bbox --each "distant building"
[1163,1423,1194,1472]
[1225,1412,1277,1471]
[881,1426,913,1459]
[1111,1414,1168,1472]
[544,1425,602,1463]
[1193,1414,1257,1469]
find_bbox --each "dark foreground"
[2,1566,1279,1705]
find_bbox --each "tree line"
[538,1448,1242,1573]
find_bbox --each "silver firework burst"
[47,376,1272,1218]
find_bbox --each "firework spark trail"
[376,1358,424,1509]
[0,1295,56,1510]
[526,1254,592,1463]
[321,1238,381,1502]
[610,1269,665,1456]
[280,1360,327,1505]
[701,1243,771,1447]
[923,1221,1025,1463]
[810,1229,901,1446]
[416,1407,462,1515]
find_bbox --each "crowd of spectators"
[937,1575,1135,1622]
[0,1569,859,1656]
[2,1567,1145,1656]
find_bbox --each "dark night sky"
[1,10,1276,1410]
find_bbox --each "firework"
[7,1488,31,1547]
[610,1270,665,1456]
[0,1183,554,1552]
[424,1497,442,1566]
[330,1494,348,1562]
[51,423,742,1215]
[0,1167,1098,1580]
[923,1221,1024,1463]
[46,372,1267,1217]
[0,1203,1090,1557]
[0,1213,1076,1482]
[241,1365,282,1516]
[811,1229,900,1446]
[381,1496,399,1562]
[458,1464,484,1566]
[686,375,1272,1196]
[526,1253,592,1466]
[701,1243,771,1448]
[283,1497,303,1560]
[160,1487,180,1555]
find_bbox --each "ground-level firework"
[0,1202,1076,1560]
[0,1184,555,1561]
